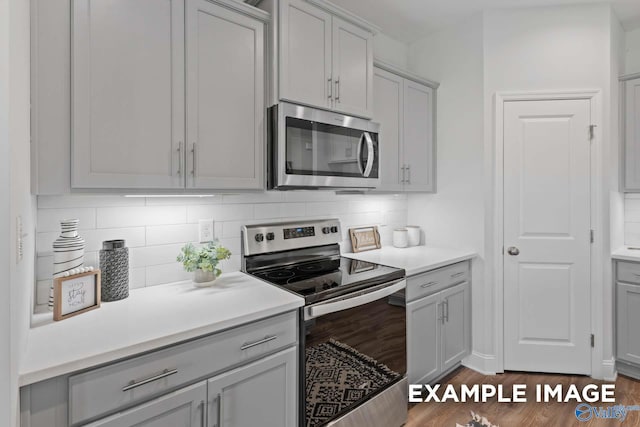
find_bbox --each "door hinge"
[589,124,597,140]
[590,229,594,244]
[590,334,595,348]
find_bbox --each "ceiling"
[329,0,640,43]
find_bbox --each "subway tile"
[254,203,306,220]
[222,192,284,204]
[130,244,185,268]
[146,263,192,287]
[218,204,254,221]
[306,201,348,216]
[37,208,96,232]
[130,267,146,289]
[37,229,146,256]
[38,195,144,208]
[36,256,53,281]
[186,205,222,223]
[97,206,186,228]
[36,280,52,306]
[146,224,198,246]
[145,196,222,206]
[282,191,340,203]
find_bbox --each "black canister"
[99,240,129,301]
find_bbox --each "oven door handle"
[305,279,406,320]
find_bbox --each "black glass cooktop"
[251,256,405,304]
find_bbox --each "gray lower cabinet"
[406,261,471,384]
[615,260,640,378]
[86,382,207,427]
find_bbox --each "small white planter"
[193,269,218,287]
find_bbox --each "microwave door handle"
[362,132,375,178]
[305,279,406,320]
[356,133,366,176]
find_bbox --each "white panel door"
[503,99,591,374]
[625,78,640,190]
[207,348,297,427]
[403,80,435,192]
[279,0,332,109]
[186,0,264,189]
[72,0,185,189]
[407,293,441,384]
[373,67,403,191]
[331,17,373,118]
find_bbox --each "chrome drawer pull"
[240,335,278,351]
[122,368,178,392]
[421,281,438,288]
[451,272,465,278]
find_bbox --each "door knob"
[507,246,520,256]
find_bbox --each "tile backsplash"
[626,194,640,246]
[35,192,408,310]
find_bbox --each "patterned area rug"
[457,411,500,427]
[305,339,401,427]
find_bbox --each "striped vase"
[49,219,85,311]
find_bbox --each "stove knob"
[322,227,331,234]
[266,232,275,241]
[255,233,264,242]
[330,226,338,233]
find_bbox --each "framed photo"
[349,226,381,253]
[53,270,101,321]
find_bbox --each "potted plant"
[177,241,232,287]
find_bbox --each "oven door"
[269,102,380,190]
[302,279,407,427]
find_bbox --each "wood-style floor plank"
[407,368,640,427]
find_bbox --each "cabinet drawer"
[406,261,470,302]
[69,311,297,425]
[617,261,640,285]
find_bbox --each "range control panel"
[242,219,342,256]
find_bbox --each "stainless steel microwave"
[268,102,380,190]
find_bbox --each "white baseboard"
[600,358,617,381]
[462,351,497,375]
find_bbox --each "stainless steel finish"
[406,164,411,184]
[212,395,220,427]
[121,369,178,392]
[421,281,438,288]
[242,219,341,256]
[326,377,408,427]
[218,394,223,427]
[507,246,520,256]
[270,102,380,189]
[200,400,205,426]
[177,142,182,176]
[305,279,406,320]
[328,78,332,100]
[362,132,374,177]
[240,335,278,351]
[401,165,406,183]
[335,79,340,102]
[191,143,197,176]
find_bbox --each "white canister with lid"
[393,228,409,248]
[406,225,421,246]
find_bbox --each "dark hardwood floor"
[407,368,640,427]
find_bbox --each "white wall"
[374,32,409,69]
[626,27,640,75]
[34,193,408,311]
[483,3,617,379]
[406,15,489,368]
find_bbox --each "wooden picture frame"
[53,270,101,321]
[349,226,381,253]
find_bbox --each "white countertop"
[612,247,640,262]
[343,245,477,276]
[19,271,304,387]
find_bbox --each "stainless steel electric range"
[241,219,408,427]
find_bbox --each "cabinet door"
[87,382,206,427]
[625,78,640,191]
[207,347,297,427]
[279,0,332,109]
[72,0,185,189]
[407,293,441,384]
[617,282,640,365]
[373,67,403,191]
[403,80,435,192]
[186,0,265,190]
[440,282,471,372]
[331,17,373,118]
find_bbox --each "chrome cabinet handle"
[507,246,520,256]
[177,142,183,176]
[191,143,197,176]
[451,272,465,279]
[335,79,340,102]
[328,78,332,100]
[444,298,449,322]
[211,394,221,427]
[218,393,223,427]
[200,400,205,426]
[407,164,411,184]
[438,302,444,324]
[122,368,178,392]
[401,165,406,183]
[240,335,278,351]
[421,281,438,288]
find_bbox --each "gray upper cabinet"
[186,0,265,190]
[266,0,374,119]
[72,0,186,189]
[32,0,267,193]
[624,77,640,191]
[373,64,437,192]
[86,382,207,427]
